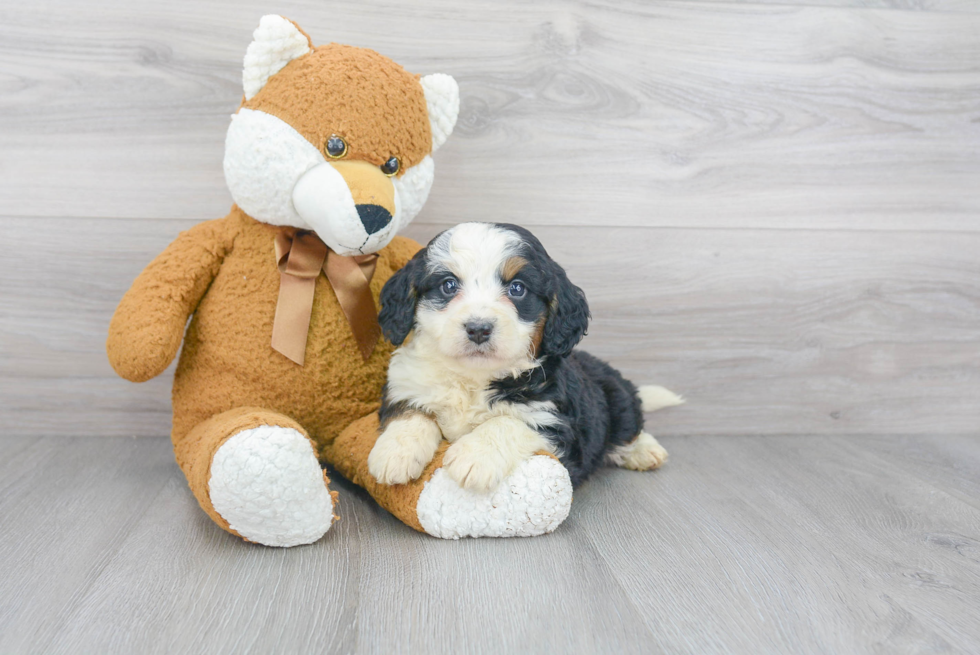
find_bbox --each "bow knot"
[271,227,380,365]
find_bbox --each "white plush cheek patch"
[224,108,324,228]
[391,156,434,231]
[291,163,365,253]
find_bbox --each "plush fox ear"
[242,15,312,100]
[420,74,460,152]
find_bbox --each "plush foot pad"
[416,455,572,539]
[209,425,334,547]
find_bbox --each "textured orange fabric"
[107,205,421,456]
[323,412,448,533]
[244,44,432,173]
[107,217,236,383]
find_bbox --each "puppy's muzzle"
[464,320,495,345]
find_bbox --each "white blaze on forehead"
[427,223,522,284]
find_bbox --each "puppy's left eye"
[508,281,526,299]
[440,278,459,296]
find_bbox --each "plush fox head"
[224,15,459,255]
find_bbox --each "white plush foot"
[607,431,669,471]
[208,425,334,547]
[417,455,572,539]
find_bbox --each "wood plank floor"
[1,434,978,654]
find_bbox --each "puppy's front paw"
[368,418,441,485]
[443,437,517,494]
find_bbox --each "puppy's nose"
[464,320,494,345]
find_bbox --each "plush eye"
[325,135,347,159]
[440,278,459,296]
[381,157,400,176]
[508,280,526,298]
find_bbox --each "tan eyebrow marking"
[501,256,528,281]
[529,318,545,358]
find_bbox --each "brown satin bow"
[271,227,380,365]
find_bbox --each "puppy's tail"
[637,385,685,413]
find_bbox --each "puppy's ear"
[379,250,427,346]
[540,262,591,358]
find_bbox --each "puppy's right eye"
[440,278,459,296]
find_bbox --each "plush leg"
[174,407,338,547]
[322,413,573,539]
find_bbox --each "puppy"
[367,222,683,493]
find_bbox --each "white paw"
[608,432,669,471]
[417,455,573,539]
[368,415,442,485]
[443,436,518,494]
[209,425,334,547]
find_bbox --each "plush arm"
[107,217,236,382]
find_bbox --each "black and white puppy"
[367,222,683,493]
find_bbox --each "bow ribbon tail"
[271,229,328,365]
[325,252,381,361]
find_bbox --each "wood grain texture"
[575,434,980,653]
[0,1,978,230]
[1,434,978,654]
[2,217,977,437]
[2,0,978,439]
[0,437,174,654]
[685,0,980,12]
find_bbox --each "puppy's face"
[380,223,590,371]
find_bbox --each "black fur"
[488,349,644,487]
[378,247,428,345]
[495,223,591,358]
[378,385,412,430]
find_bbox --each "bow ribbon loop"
[271,227,380,365]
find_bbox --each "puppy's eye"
[440,278,459,296]
[508,281,526,298]
[325,135,347,159]
[381,157,400,176]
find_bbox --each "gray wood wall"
[1,0,978,438]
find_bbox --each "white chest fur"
[385,341,560,442]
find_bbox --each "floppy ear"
[378,250,427,346]
[539,263,591,358]
[242,15,312,100]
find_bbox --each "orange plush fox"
[107,16,573,547]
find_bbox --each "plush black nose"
[356,204,393,235]
[465,320,494,345]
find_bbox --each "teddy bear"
[107,15,573,547]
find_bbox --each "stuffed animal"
[107,15,574,546]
